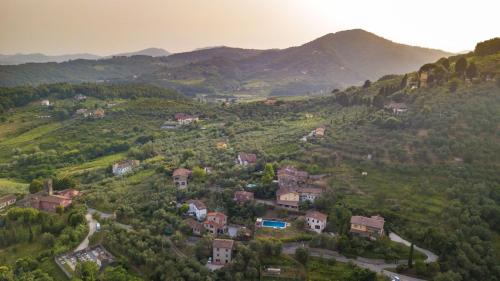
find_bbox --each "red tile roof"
[306,210,328,222]
[350,215,385,230]
[213,239,234,249]
[238,153,257,164]
[187,199,206,210]
[207,212,227,220]
[173,168,191,177]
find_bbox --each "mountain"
[109,47,170,58]
[0,29,451,95]
[0,48,170,65]
[0,53,101,65]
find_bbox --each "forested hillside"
[0,30,450,97]
[0,39,498,281]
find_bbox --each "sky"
[0,0,499,55]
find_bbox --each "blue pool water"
[262,220,286,229]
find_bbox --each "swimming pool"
[261,219,287,229]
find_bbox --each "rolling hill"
[0,29,451,96]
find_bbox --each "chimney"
[44,179,53,196]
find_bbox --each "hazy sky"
[1,0,499,55]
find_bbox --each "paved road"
[282,242,428,281]
[74,212,97,252]
[389,232,438,263]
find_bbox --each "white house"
[41,99,51,106]
[112,160,139,176]
[305,210,327,233]
[187,199,207,221]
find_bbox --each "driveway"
[74,212,97,252]
[389,232,438,263]
[282,242,428,281]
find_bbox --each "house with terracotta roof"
[174,113,199,125]
[213,239,234,265]
[216,141,228,150]
[313,126,325,137]
[233,191,254,204]
[173,168,191,189]
[187,199,207,221]
[298,187,324,202]
[350,215,385,238]
[278,167,309,190]
[23,179,81,213]
[112,160,139,176]
[236,153,257,166]
[305,211,328,233]
[276,188,299,210]
[184,218,204,236]
[0,194,16,210]
[203,212,228,235]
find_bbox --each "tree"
[414,259,426,276]
[29,179,44,194]
[53,177,76,190]
[454,57,467,76]
[101,266,140,281]
[41,233,55,247]
[294,247,309,265]
[261,163,275,185]
[408,242,414,268]
[0,266,14,281]
[74,261,99,281]
[362,80,371,88]
[438,57,450,70]
[191,167,206,182]
[448,78,460,92]
[466,62,477,79]
[434,271,463,281]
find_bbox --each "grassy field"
[0,178,29,195]
[57,152,127,176]
[307,258,387,281]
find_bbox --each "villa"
[184,218,204,236]
[112,160,139,176]
[174,113,199,125]
[305,210,327,233]
[203,212,228,235]
[212,239,234,265]
[277,166,324,203]
[173,168,191,189]
[233,191,254,204]
[276,188,299,210]
[187,199,207,221]
[350,215,385,238]
[236,153,257,166]
[0,194,16,210]
[21,179,81,212]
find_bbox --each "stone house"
[212,239,234,265]
[350,215,385,238]
[203,212,228,235]
[173,168,191,189]
[112,160,139,176]
[276,188,299,210]
[187,199,207,221]
[0,195,16,210]
[184,218,204,236]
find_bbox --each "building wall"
[279,192,299,202]
[306,217,326,233]
[213,247,232,264]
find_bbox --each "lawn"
[0,122,63,146]
[0,178,29,196]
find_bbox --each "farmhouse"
[23,179,81,213]
[174,113,199,125]
[74,94,87,101]
[385,102,408,115]
[187,199,207,221]
[278,167,309,189]
[112,160,139,176]
[276,188,299,210]
[212,239,234,265]
[40,99,51,106]
[173,168,191,189]
[184,218,204,236]
[236,153,257,166]
[313,126,325,137]
[350,215,385,238]
[0,194,16,210]
[305,211,327,233]
[298,187,324,202]
[203,212,228,235]
[233,191,254,204]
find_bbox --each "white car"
[391,276,401,281]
